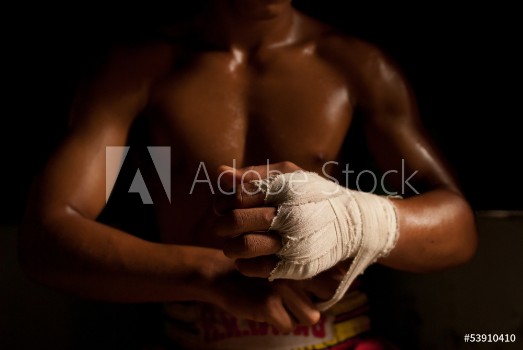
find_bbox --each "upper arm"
[27,43,172,221]
[352,44,460,196]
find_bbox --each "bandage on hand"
[253,171,399,311]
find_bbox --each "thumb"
[217,165,242,191]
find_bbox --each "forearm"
[19,209,228,303]
[379,188,478,272]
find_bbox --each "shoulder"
[292,13,383,68]
[293,14,403,92]
[290,14,408,113]
[313,30,411,114]
[316,30,398,84]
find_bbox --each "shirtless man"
[19,0,478,349]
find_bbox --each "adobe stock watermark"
[105,146,171,204]
[106,147,419,204]
[191,159,419,196]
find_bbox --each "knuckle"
[242,235,258,254]
[303,311,321,326]
[280,161,297,171]
[242,166,259,182]
[231,210,246,229]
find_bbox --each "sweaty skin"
[19,0,477,334]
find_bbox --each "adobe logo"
[105,146,171,204]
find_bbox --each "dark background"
[1,3,522,350]
[2,1,521,225]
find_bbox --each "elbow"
[448,232,477,269]
[453,227,478,267]
[448,200,478,268]
[416,197,478,272]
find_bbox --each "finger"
[223,232,282,259]
[236,255,280,278]
[216,164,284,191]
[214,162,302,213]
[300,270,343,301]
[214,182,267,214]
[277,282,321,326]
[216,165,243,191]
[215,207,276,238]
[300,263,349,300]
[264,294,295,333]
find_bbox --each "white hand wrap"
[253,171,399,311]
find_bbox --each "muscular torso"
[137,15,359,247]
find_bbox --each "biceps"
[365,120,460,195]
[33,126,128,220]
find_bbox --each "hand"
[214,162,302,278]
[213,161,346,302]
[202,250,320,332]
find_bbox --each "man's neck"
[198,0,298,52]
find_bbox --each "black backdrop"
[2,1,521,224]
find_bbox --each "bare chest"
[144,48,355,244]
[148,49,354,172]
